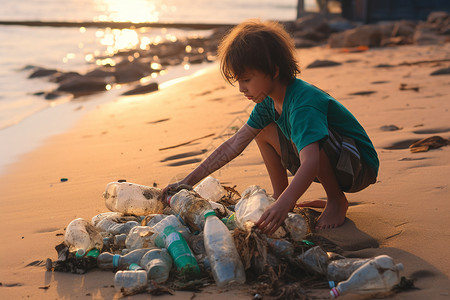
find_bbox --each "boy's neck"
[270,80,288,114]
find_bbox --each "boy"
[164,20,378,234]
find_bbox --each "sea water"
[0,0,318,174]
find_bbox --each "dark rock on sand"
[57,76,108,96]
[29,68,58,78]
[430,67,450,76]
[121,82,158,96]
[307,60,342,68]
[50,71,82,83]
[114,60,155,83]
[328,24,383,48]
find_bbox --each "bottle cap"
[75,249,86,258]
[204,210,216,219]
[86,248,100,258]
[330,287,339,298]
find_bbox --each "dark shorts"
[278,127,377,193]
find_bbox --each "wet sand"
[0,43,449,299]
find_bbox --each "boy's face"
[237,69,275,104]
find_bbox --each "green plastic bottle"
[160,225,200,276]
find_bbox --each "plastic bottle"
[103,182,164,215]
[151,215,191,248]
[91,212,139,227]
[266,238,294,257]
[168,189,213,232]
[114,270,148,294]
[194,176,226,202]
[114,233,127,248]
[140,248,173,283]
[297,246,328,275]
[97,248,154,270]
[203,210,246,287]
[234,185,286,238]
[125,226,155,250]
[158,225,200,276]
[142,214,168,227]
[330,255,404,298]
[95,219,139,235]
[64,218,103,257]
[284,212,308,241]
[327,258,371,283]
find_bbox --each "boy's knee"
[255,122,278,143]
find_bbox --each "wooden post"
[297,0,305,19]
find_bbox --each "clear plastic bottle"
[114,233,127,248]
[64,218,103,257]
[284,212,308,241]
[125,226,155,250]
[327,258,371,283]
[151,215,191,248]
[159,225,200,276]
[114,270,148,294]
[91,212,139,227]
[235,185,286,238]
[203,210,245,287]
[97,248,154,270]
[168,189,212,232]
[297,246,328,275]
[194,176,226,202]
[266,238,294,257]
[330,255,404,298]
[140,248,173,283]
[95,219,139,235]
[103,182,164,215]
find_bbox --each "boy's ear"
[274,66,280,79]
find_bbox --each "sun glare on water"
[95,0,160,23]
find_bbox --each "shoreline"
[0,61,215,176]
[0,44,449,299]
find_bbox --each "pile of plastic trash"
[46,176,405,299]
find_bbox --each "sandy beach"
[0,42,449,299]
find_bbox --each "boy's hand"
[255,199,291,236]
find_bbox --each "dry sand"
[0,43,449,299]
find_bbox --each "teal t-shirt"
[247,78,379,175]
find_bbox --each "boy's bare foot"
[315,195,348,230]
[296,199,327,208]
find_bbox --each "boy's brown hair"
[218,19,300,85]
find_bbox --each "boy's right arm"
[165,123,260,189]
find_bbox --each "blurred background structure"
[298,0,450,23]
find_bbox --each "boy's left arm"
[255,142,320,235]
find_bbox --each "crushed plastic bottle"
[125,226,155,250]
[114,270,148,294]
[168,189,212,232]
[114,233,127,248]
[266,238,294,257]
[140,248,173,283]
[91,212,139,227]
[158,225,200,276]
[194,176,226,202]
[204,210,246,287]
[142,214,168,227]
[297,246,328,275]
[151,215,191,248]
[330,255,404,298]
[95,219,139,235]
[97,248,154,270]
[284,212,308,241]
[103,182,164,215]
[327,257,371,283]
[235,185,286,238]
[64,218,103,257]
